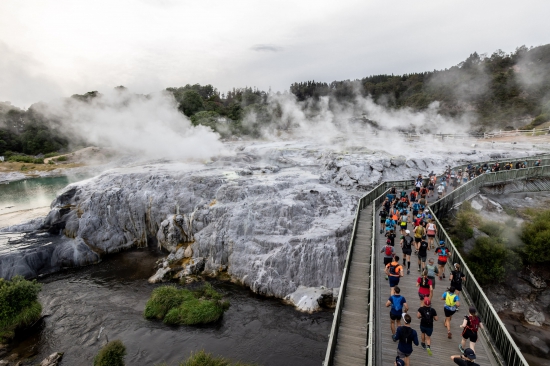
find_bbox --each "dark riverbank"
[3,248,332,365]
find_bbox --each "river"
[0,177,333,365]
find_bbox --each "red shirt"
[417,277,432,295]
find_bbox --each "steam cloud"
[240,90,474,154]
[37,89,226,161]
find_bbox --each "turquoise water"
[0,176,86,215]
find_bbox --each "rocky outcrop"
[0,141,540,302]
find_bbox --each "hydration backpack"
[389,263,398,275]
[398,326,412,344]
[445,292,457,307]
[385,245,393,256]
[451,271,463,285]
[467,315,480,332]
[421,307,433,323]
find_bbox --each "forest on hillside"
[1,44,549,157]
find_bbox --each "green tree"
[520,210,550,264]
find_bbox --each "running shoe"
[427,347,433,356]
[439,276,443,281]
[448,332,452,339]
[421,342,426,349]
[385,275,388,280]
[459,344,464,353]
[443,273,446,278]
[418,267,421,272]
[407,269,410,275]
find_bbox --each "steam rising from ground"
[34,86,476,162]
[37,90,226,161]
[241,91,473,154]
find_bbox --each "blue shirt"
[388,295,406,315]
[395,326,419,354]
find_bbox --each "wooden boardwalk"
[374,204,499,366]
[332,204,373,366]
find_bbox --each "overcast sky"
[1,0,549,108]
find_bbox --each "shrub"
[520,210,550,264]
[467,236,516,285]
[7,155,44,164]
[55,156,68,162]
[43,152,60,158]
[94,340,126,366]
[0,276,42,342]
[144,283,229,325]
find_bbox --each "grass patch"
[156,350,256,366]
[144,283,229,325]
[94,340,126,366]
[0,276,42,343]
[43,152,61,158]
[55,156,68,162]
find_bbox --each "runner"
[437,182,445,199]
[450,348,479,366]
[442,286,460,339]
[460,307,484,353]
[417,298,438,356]
[385,229,396,246]
[415,237,428,272]
[425,258,439,290]
[416,269,433,305]
[392,313,419,366]
[386,286,408,335]
[400,231,414,275]
[381,239,395,280]
[386,256,404,295]
[427,179,435,198]
[450,263,466,305]
[435,240,451,280]
[409,190,417,204]
[379,207,388,234]
[399,210,409,235]
[426,220,437,250]
[415,178,422,193]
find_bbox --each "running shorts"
[462,328,478,342]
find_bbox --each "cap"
[405,230,410,234]
[464,348,476,360]
[395,356,405,366]
[424,298,431,306]
[387,239,391,244]
[417,214,422,218]
[439,240,445,245]
[469,306,477,314]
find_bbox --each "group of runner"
[440,158,541,191]
[379,174,484,366]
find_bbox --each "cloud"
[0,42,66,107]
[250,44,283,52]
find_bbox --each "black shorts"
[444,308,456,317]
[437,260,447,266]
[390,312,401,320]
[384,257,392,266]
[415,187,420,192]
[402,248,412,255]
[414,237,421,243]
[451,283,463,292]
[462,329,478,342]
[400,224,407,230]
